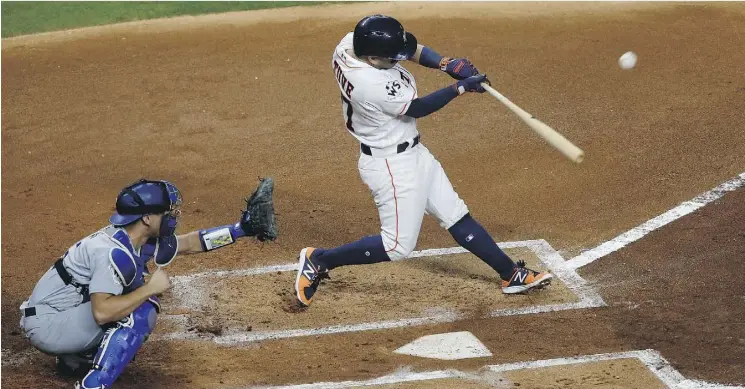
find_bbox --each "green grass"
[1,1,329,38]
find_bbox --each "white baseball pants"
[358,143,469,261]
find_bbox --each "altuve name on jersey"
[333,60,355,99]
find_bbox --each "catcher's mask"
[110,179,183,237]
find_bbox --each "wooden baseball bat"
[481,83,585,164]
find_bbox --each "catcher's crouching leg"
[77,300,158,389]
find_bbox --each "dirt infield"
[3,2,745,388]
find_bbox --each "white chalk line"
[566,172,745,270]
[486,349,743,389]
[166,313,461,344]
[241,349,745,389]
[245,369,462,389]
[159,239,605,345]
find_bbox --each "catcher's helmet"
[110,179,182,227]
[353,15,417,61]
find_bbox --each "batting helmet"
[353,15,418,61]
[109,179,182,229]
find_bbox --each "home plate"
[394,331,492,360]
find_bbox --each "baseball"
[618,51,637,70]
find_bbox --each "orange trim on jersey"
[399,100,412,116]
[384,159,400,254]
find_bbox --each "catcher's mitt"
[239,177,278,242]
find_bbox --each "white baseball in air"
[618,51,637,70]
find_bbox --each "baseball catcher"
[19,177,276,388]
[295,15,552,308]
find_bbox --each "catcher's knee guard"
[79,301,157,389]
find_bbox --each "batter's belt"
[361,134,420,157]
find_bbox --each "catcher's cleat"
[502,260,553,294]
[294,247,329,307]
[56,356,92,378]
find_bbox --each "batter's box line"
[157,239,605,345]
[566,172,745,270]
[238,349,744,389]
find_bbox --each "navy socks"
[314,215,514,280]
[314,235,390,271]
[448,213,516,281]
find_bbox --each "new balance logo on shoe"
[502,260,553,294]
[295,248,330,307]
[302,267,316,281]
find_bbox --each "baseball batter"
[19,178,276,388]
[295,15,553,307]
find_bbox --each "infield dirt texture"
[2,2,745,388]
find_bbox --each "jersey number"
[340,94,354,133]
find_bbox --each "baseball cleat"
[502,260,553,294]
[294,247,329,307]
[56,356,92,378]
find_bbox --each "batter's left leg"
[294,151,431,307]
[310,150,432,270]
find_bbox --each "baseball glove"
[239,177,278,242]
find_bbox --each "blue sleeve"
[404,85,459,119]
[418,46,443,69]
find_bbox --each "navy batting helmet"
[353,15,417,61]
[110,179,182,227]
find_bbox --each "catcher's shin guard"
[79,301,157,388]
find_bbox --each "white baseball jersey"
[330,32,469,261]
[332,32,419,149]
